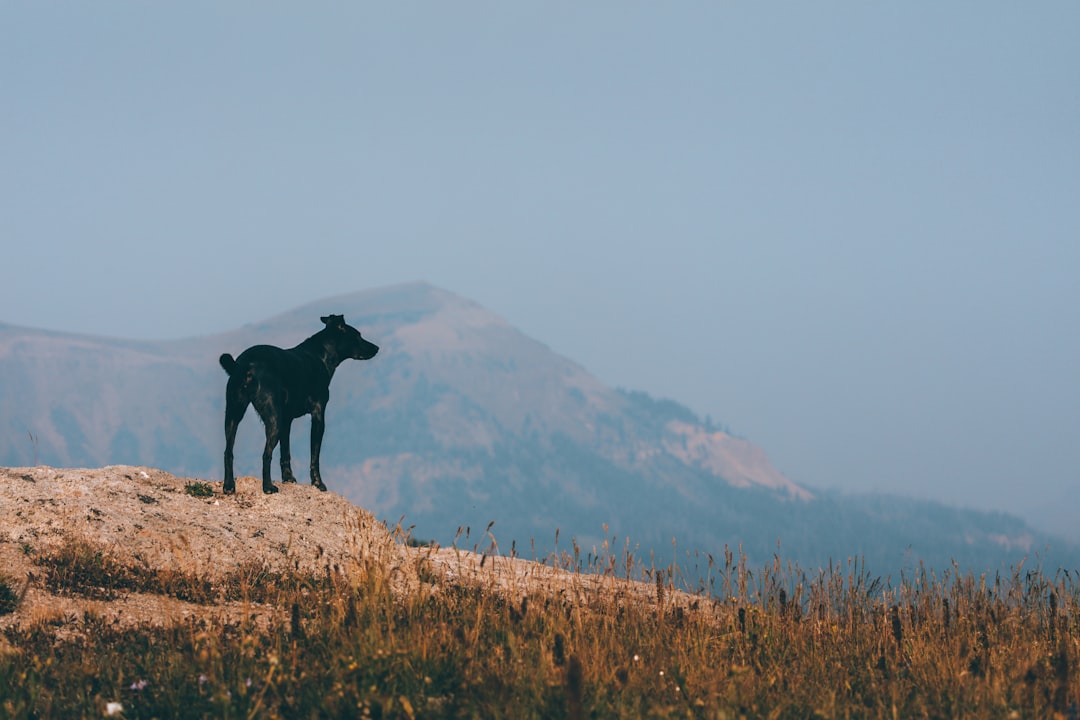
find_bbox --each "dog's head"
[321,314,379,360]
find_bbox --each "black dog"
[219,314,378,495]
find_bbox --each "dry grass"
[1,528,1077,719]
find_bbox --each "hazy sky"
[3,4,1078,539]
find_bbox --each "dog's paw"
[223,482,236,495]
[313,481,328,492]
[263,484,279,494]
[282,476,297,484]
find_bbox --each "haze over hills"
[1,282,1074,575]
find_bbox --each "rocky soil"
[0,466,673,638]
[0,466,420,634]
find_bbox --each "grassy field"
[1,533,1077,719]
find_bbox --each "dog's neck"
[297,330,346,380]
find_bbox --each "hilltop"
[0,466,410,632]
[0,465,675,636]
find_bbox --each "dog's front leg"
[309,404,328,492]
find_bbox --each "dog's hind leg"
[279,418,298,484]
[259,414,281,495]
[223,383,248,495]
[250,388,284,494]
[309,403,328,492]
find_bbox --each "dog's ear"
[321,314,346,329]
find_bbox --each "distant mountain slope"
[1,282,1074,575]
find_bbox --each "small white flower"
[139,471,149,479]
[105,701,124,716]
[633,654,640,662]
[659,670,665,677]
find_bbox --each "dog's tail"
[219,353,237,375]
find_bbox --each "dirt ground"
[0,466,414,632]
[0,466,672,638]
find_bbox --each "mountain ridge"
[1,282,1073,574]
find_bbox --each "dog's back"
[224,344,332,414]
